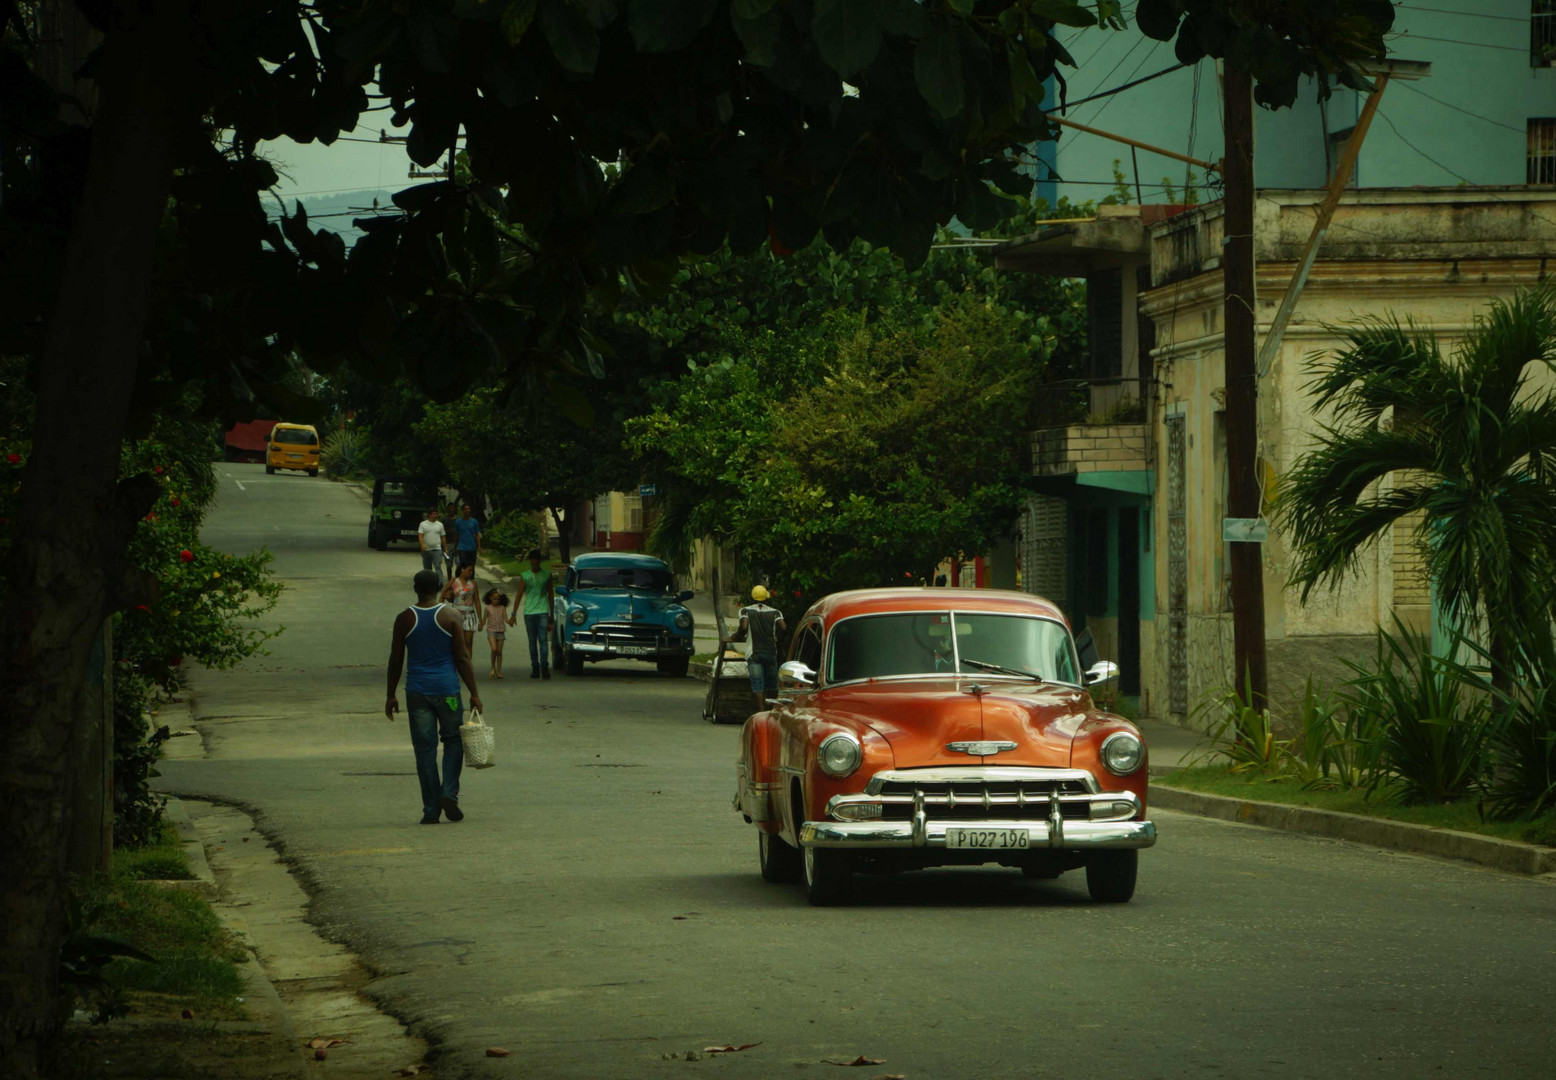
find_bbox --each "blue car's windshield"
[827,612,1079,685]
[575,566,674,591]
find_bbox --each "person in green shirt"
[514,548,555,680]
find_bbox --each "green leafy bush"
[1477,629,1556,821]
[484,511,543,558]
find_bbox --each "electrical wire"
[1393,4,1531,21]
[1385,31,1529,53]
[1395,80,1527,135]
[1060,63,1189,110]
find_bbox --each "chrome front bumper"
[800,817,1156,850]
[569,640,692,659]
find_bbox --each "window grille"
[1530,119,1556,185]
[1534,1,1556,68]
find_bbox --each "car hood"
[568,590,687,619]
[816,677,1089,768]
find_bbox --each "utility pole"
[1221,64,1267,707]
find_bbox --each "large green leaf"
[629,0,720,52]
[1134,0,1181,41]
[540,0,600,73]
[732,4,781,66]
[1030,0,1096,28]
[913,30,964,119]
[812,0,883,79]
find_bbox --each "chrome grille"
[575,622,674,647]
[876,778,1093,822]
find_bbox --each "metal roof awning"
[993,208,1159,276]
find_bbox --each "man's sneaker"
[541,669,551,680]
[530,668,540,679]
[440,796,464,822]
[420,813,439,825]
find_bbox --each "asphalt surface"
[160,464,1556,1080]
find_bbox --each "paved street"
[160,464,1556,1080]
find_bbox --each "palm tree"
[1276,286,1556,689]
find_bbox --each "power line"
[1386,31,1529,53]
[1394,4,1531,22]
[1396,80,1526,135]
[1060,63,1188,110]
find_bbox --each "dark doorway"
[1117,507,1141,696]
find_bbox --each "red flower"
[144,512,157,521]
[5,453,19,464]
[154,466,164,475]
[793,590,802,598]
[179,549,193,563]
[134,604,150,613]
[170,497,180,507]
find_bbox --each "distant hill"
[265,188,397,244]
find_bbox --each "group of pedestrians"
[415,504,483,585]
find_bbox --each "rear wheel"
[758,831,802,883]
[1085,850,1138,903]
[803,845,853,906]
[307,468,318,477]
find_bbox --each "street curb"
[162,796,217,889]
[1150,783,1556,876]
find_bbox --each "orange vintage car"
[734,588,1155,905]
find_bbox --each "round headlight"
[1101,732,1145,776]
[817,734,862,778]
[674,611,692,630]
[568,607,586,625]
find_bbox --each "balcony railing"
[1033,376,1153,430]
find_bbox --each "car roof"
[272,422,317,430]
[571,552,670,570]
[805,588,1068,631]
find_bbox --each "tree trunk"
[0,9,186,1073]
[550,506,571,564]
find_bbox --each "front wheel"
[368,524,386,550]
[265,464,275,475]
[758,830,802,884]
[803,845,852,906]
[565,646,584,676]
[551,630,564,671]
[658,657,690,678]
[1085,850,1138,903]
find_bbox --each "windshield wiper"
[960,657,1042,680]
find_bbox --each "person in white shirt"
[417,508,449,586]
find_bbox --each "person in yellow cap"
[728,584,787,716]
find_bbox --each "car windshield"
[827,612,1079,685]
[381,482,436,505]
[272,428,317,446]
[575,566,674,591]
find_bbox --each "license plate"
[616,645,652,656]
[944,827,1029,850]
[288,455,302,460]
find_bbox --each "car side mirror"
[1084,660,1120,687]
[677,590,694,603]
[778,660,817,696]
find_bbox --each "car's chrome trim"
[945,740,1018,756]
[864,767,1102,793]
[800,817,1156,850]
[827,788,1140,823]
[821,611,1083,691]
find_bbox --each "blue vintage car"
[551,552,696,677]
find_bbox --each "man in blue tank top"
[386,570,484,824]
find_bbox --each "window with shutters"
[1530,119,1556,184]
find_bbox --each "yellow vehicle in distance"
[266,423,320,476]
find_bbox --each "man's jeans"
[420,549,445,586]
[524,612,550,672]
[406,691,463,818]
[747,653,779,694]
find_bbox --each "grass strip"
[74,827,249,1020]
[1164,765,1556,847]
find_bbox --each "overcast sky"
[262,119,425,203]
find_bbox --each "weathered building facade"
[999,188,1556,725]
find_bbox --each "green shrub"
[320,426,366,477]
[484,511,543,558]
[1190,683,1289,776]
[1341,621,1494,805]
[1476,629,1556,821]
